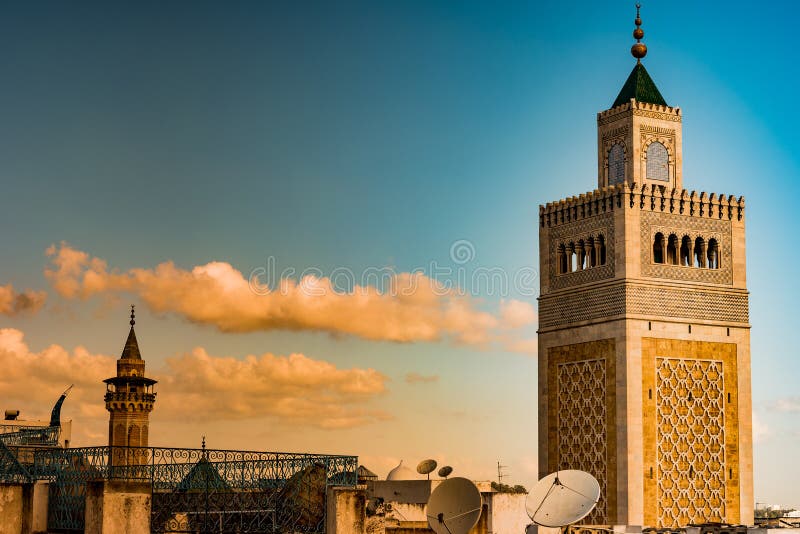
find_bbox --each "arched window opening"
[558,244,567,274]
[608,144,625,185]
[568,243,577,273]
[666,234,679,265]
[646,141,669,182]
[694,237,706,268]
[653,232,665,264]
[597,235,606,265]
[588,237,597,267]
[577,240,587,270]
[707,238,719,269]
[680,236,692,266]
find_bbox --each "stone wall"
[85,480,151,534]
[0,483,24,534]
[327,486,366,534]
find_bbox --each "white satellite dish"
[525,470,600,527]
[426,477,482,534]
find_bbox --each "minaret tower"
[104,305,157,449]
[537,5,752,529]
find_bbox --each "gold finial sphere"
[631,3,646,60]
[130,304,136,326]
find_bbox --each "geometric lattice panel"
[656,358,725,527]
[557,359,608,524]
[646,142,670,181]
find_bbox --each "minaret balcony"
[104,391,157,403]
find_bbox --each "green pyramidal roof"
[612,62,667,108]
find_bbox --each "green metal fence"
[2,445,357,533]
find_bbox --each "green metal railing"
[26,445,358,532]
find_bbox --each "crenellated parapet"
[540,182,745,228]
[597,99,682,126]
[539,183,626,228]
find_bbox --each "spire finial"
[202,436,206,452]
[130,304,136,326]
[631,3,647,62]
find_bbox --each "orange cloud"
[45,243,534,346]
[155,348,389,429]
[0,328,389,439]
[0,284,46,316]
[499,299,537,329]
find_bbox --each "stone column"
[85,480,151,534]
[28,481,49,534]
[325,486,366,534]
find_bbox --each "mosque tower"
[537,6,753,528]
[104,305,157,450]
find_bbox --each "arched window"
[694,237,706,268]
[588,237,597,267]
[653,232,665,264]
[568,242,577,273]
[577,239,586,270]
[646,141,669,182]
[608,144,625,185]
[667,234,679,265]
[597,235,606,265]
[707,238,719,269]
[680,236,692,266]
[558,244,567,274]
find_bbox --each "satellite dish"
[525,470,600,527]
[437,466,453,479]
[417,459,438,479]
[426,477,482,534]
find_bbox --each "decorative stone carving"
[654,358,726,527]
[538,283,749,329]
[549,212,615,290]
[640,211,733,285]
[557,359,609,524]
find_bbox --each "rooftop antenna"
[496,460,508,485]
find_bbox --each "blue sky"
[1,0,799,508]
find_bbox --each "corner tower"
[537,6,753,529]
[104,305,157,449]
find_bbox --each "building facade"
[537,10,753,528]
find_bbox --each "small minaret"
[104,305,157,449]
